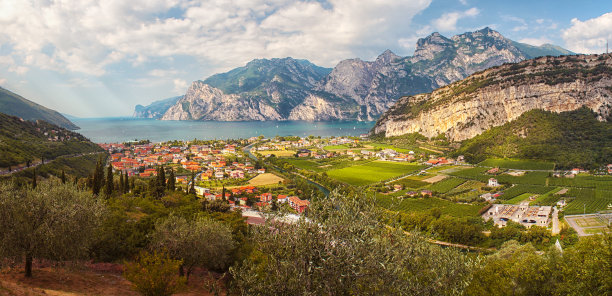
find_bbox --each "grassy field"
[284,157,372,172]
[377,195,484,218]
[323,144,351,150]
[248,173,285,186]
[506,193,534,204]
[259,150,296,157]
[428,177,467,194]
[564,188,612,215]
[478,158,555,170]
[326,161,425,186]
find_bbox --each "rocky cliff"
[372,54,612,141]
[134,96,182,119]
[152,27,574,122]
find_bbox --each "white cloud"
[519,37,553,46]
[173,79,188,93]
[0,78,6,85]
[432,7,479,32]
[0,0,432,77]
[459,0,468,5]
[562,12,612,54]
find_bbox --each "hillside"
[134,96,182,119]
[372,53,612,141]
[455,108,612,169]
[145,28,573,122]
[0,112,102,169]
[0,87,79,129]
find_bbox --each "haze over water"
[73,118,375,143]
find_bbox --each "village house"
[488,178,499,187]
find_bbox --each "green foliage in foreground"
[0,180,106,277]
[230,192,477,295]
[467,235,611,296]
[456,108,612,169]
[124,250,187,296]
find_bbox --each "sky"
[0,0,611,118]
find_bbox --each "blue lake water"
[72,118,376,143]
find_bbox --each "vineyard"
[376,195,484,218]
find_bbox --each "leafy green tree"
[555,232,612,295]
[0,180,106,277]
[60,170,66,184]
[151,215,235,279]
[230,191,475,295]
[189,171,195,195]
[467,240,560,296]
[124,250,186,296]
[119,170,124,193]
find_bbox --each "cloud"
[562,12,612,54]
[432,7,480,32]
[0,78,6,85]
[458,0,468,5]
[0,0,432,77]
[173,79,188,93]
[519,37,553,46]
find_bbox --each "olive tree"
[150,214,235,279]
[230,191,476,295]
[0,180,106,277]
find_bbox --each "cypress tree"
[124,173,129,193]
[167,169,176,191]
[105,164,113,197]
[32,169,37,189]
[61,170,66,184]
[189,171,195,195]
[158,165,166,189]
[222,185,226,201]
[119,171,124,194]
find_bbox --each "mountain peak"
[376,49,400,64]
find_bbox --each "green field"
[564,188,612,215]
[478,158,555,170]
[326,161,425,186]
[377,196,484,218]
[391,177,429,189]
[506,193,534,204]
[428,177,467,194]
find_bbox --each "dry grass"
[248,173,285,186]
[423,175,447,184]
[0,264,224,296]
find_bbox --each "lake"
[72,118,376,143]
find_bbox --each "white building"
[488,178,499,187]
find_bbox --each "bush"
[124,250,187,296]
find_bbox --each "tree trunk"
[179,264,184,277]
[25,254,33,278]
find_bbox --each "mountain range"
[0,87,79,130]
[134,27,573,121]
[372,53,612,141]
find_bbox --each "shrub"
[124,250,186,296]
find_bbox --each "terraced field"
[327,161,425,186]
